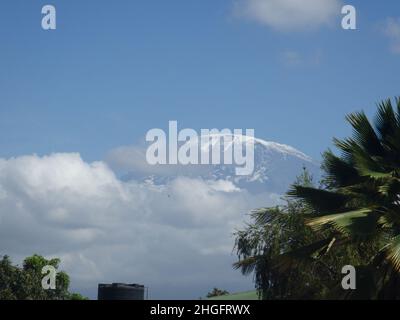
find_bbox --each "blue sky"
[1,0,400,161]
[2,0,400,300]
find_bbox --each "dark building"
[98,283,146,300]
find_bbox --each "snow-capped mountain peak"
[118,134,320,195]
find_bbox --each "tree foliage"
[234,169,373,299]
[235,98,400,299]
[206,288,230,298]
[0,254,87,300]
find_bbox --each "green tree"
[206,288,230,298]
[288,98,400,299]
[0,255,20,300]
[234,164,381,299]
[69,292,89,300]
[234,169,343,299]
[0,254,87,300]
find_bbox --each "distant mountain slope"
[121,134,321,194]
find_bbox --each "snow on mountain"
[118,134,321,195]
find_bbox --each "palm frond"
[306,208,378,236]
[346,111,385,157]
[385,235,400,271]
[322,150,360,187]
[288,185,349,213]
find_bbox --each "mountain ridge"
[119,134,321,195]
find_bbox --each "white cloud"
[382,18,400,54]
[234,0,341,31]
[0,153,280,299]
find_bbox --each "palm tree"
[233,169,344,299]
[289,98,400,298]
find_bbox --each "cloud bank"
[0,153,281,299]
[234,0,341,31]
